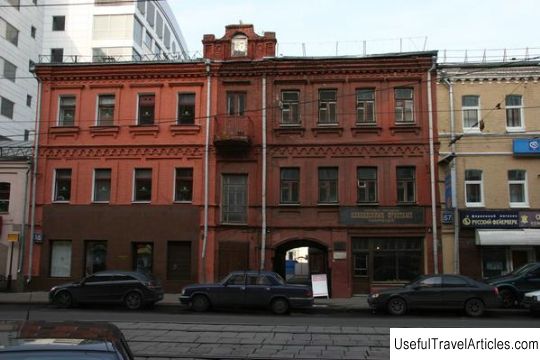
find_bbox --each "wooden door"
[218,241,249,280]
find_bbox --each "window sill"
[52,201,70,204]
[174,200,193,204]
[509,203,529,208]
[220,222,248,226]
[273,126,305,137]
[396,202,417,206]
[170,124,201,136]
[129,125,159,137]
[132,201,151,204]
[90,125,120,138]
[390,124,420,135]
[91,201,110,204]
[311,126,343,137]
[356,202,379,206]
[465,204,485,208]
[49,126,80,139]
[279,203,301,207]
[506,128,525,133]
[351,125,382,136]
[317,203,340,206]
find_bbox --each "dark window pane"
[58,96,75,125]
[133,242,153,273]
[134,168,152,201]
[52,16,65,31]
[175,168,193,202]
[0,182,10,212]
[93,169,111,202]
[280,168,299,204]
[138,94,155,125]
[178,93,195,124]
[84,241,107,276]
[54,169,71,201]
[97,95,115,126]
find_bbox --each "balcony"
[213,115,253,152]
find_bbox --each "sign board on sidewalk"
[311,273,329,298]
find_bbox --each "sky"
[169,0,539,61]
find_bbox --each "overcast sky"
[169,0,538,61]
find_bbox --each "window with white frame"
[508,170,528,207]
[54,169,72,202]
[465,169,483,207]
[357,167,377,203]
[58,96,75,126]
[281,91,300,125]
[318,89,337,124]
[396,166,415,203]
[177,93,195,124]
[506,95,524,131]
[356,89,375,124]
[133,168,152,202]
[175,168,193,202]
[93,169,111,202]
[50,240,72,277]
[462,95,480,131]
[394,88,414,123]
[318,167,338,203]
[97,94,115,126]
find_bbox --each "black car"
[487,262,540,308]
[0,320,133,359]
[49,270,163,310]
[179,270,314,314]
[368,274,501,317]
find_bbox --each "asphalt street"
[0,304,538,359]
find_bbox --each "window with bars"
[356,89,375,124]
[396,166,415,203]
[280,168,299,204]
[394,88,414,123]
[318,90,337,124]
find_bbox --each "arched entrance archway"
[273,239,329,293]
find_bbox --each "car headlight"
[370,293,380,299]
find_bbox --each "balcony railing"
[213,115,253,150]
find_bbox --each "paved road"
[0,304,538,359]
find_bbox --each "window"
[1,18,19,46]
[133,18,143,46]
[137,0,145,14]
[394,88,414,123]
[462,95,480,131]
[281,91,300,125]
[508,170,528,207]
[96,94,115,125]
[164,26,170,49]
[443,275,470,288]
[29,59,35,72]
[356,89,375,124]
[227,92,246,116]
[84,241,107,276]
[52,16,65,31]
[175,168,193,202]
[133,168,152,202]
[155,12,163,39]
[373,238,422,281]
[417,276,442,287]
[133,243,153,273]
[138,94,155,125]
[7,0,19,10]
[93,169,111,202]
[0,183,10,212]
[50,240,72,277]
[280,168,299,204]
[31,26,36,38]
[318,167,338,203]
[247,275,272,286]
[26,95,32,107]
[1,97,14,119]
[93,14,132,41]
[226,274,245,285]
[357,167,377,203]
[465,169,483,207]
[51,48,64,63]
[58,96,75,125]
[221,174,248,224]
[506,95,524,130]
[353,253,368,276]
[144,31,152,50]
[318,89,337,124]
[396,166,415,203]
[231,35,248,57]
[1,57,17,82]
[177,93,195,124]
[146,0,155,27]
[54,169,71,202]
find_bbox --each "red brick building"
[30,25,439,296]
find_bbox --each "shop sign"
[519,211,540,228]
[513,138,540,156]
[339,207,424,226]
[460,210,519,228]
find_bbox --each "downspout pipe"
[427,57,439,274]
[442,76,459,274]
[28,80,42,284]
[260,76,267,270]
[17,165,31,275]
[201,60,211,283]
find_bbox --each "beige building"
[437,63,540,279]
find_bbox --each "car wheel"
[53,291,72,308]
[271,298,289,315]
[464,298,485,317]
[499,288,516,308]
[387,297,407,316]
[191,295,210,312]
[124,291,143,310]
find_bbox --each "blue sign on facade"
[513,138,540,156]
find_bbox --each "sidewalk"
[0,291,370,311]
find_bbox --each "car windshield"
[0,351,118,359]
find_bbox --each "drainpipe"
[260,75,267,270]
[17,165,31,276]
[442,77,460,274]
[28,80,42,284]
[201,60,211,283]
[427,57,439,274]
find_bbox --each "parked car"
[521,289,540,315]
[49,270,163,310]
[486,262,540,308]
[0,320,134,359]
[179,270,314,314]
[368,274,501,317]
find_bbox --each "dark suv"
[487,262,540,308]
[49,270,163,310]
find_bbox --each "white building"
[0,0,188,140]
